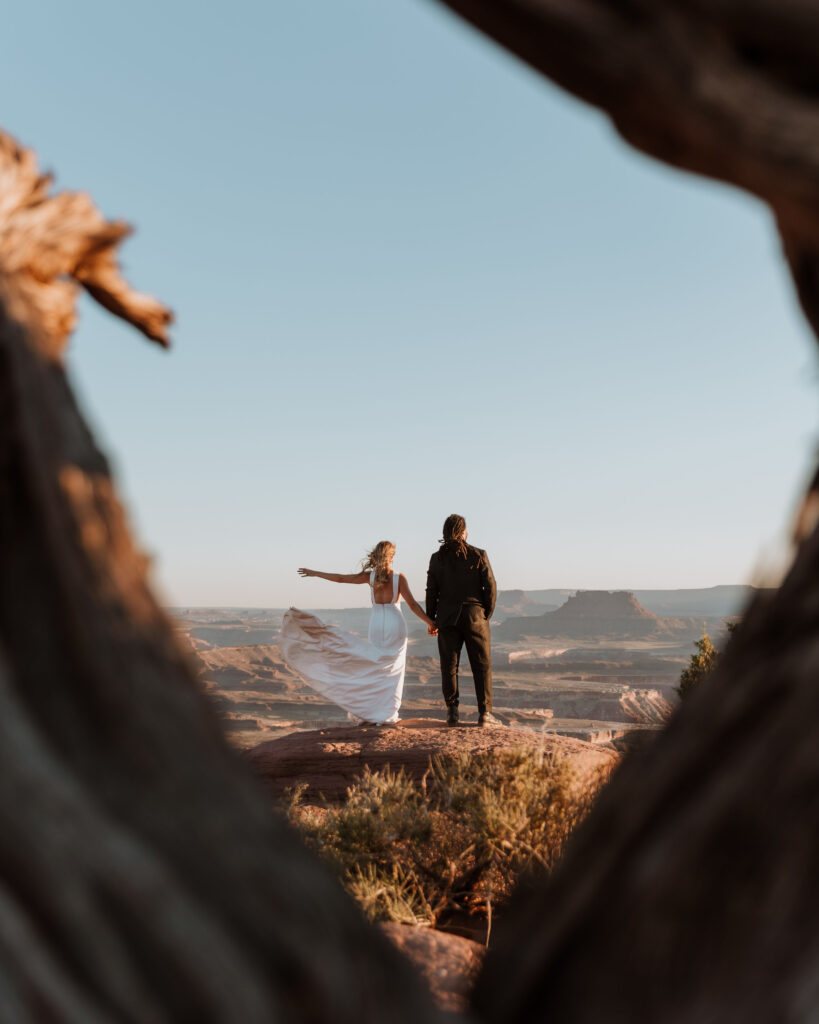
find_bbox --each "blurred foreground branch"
[427,1,819,1020]
[6,0,819,1014]
[0,130,439,1023]
[435,0,819,336]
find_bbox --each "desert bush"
[677,632,719,699]
[677,622,738,699]
[285,747,607,935]
[345,862,435,926]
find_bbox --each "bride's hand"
[297,567,314,578]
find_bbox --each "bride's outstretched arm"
[297,568,369,584]
[398,575,437,635]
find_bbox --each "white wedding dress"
[280,571,408,725]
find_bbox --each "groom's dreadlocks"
[440,514,469,561]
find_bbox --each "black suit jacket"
[426,544,497,628]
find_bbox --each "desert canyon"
[180,585,747,752]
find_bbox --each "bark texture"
[475,569,819,1022]
[435,0,819,334]
[6,0,819,1017]
[0,132,441,1023]
[423,2,819,1021]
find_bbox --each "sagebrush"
[285,747,608,935]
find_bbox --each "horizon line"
[167,582,766,610]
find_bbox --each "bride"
[280,541,437,725]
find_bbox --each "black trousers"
[437,605,492,714]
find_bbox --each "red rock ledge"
[245,718,617,802]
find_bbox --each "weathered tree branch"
[475,546,819,1022]
[423,2,819,1020]
[0,131,441,1022]
[433,0,819,335]
[0,133,172,350]
[7,0,819,1015]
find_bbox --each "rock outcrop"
[498,686,673,726]
[194,644,302,690]
[246,720,617,802]
[492,590,558,620]
[380,924,483,1014]
[498,590,699,641]
[194,639,672,752]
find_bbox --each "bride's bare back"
[296,563,436,633]
[371,575,399,605]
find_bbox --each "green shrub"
[676,622,737,699]
[285,747,607,934]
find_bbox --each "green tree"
[677,627,736,699]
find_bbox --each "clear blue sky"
[4,0,817,607]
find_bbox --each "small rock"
[379,922,483,1013]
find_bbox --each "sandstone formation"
[618,687,672,724]
[497,685,673,726]
[194,644,303,690]
[498,590,665,640]
[246,720,617,802]
[193,638,672,751]
[497,590,724,642]
[492,590,558,619]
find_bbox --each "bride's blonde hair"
[362,541,395,585]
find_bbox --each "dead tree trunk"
[422,1,819,1020]
[0,132,441,1023]
[7,1,819,1018]
[475,564,819,1022]
[434,0,819,335]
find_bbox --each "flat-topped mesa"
[558,590,656,621]
[545,591,662,638]
[498,590,665,640]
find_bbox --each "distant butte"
[497,589,701,641]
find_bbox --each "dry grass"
[284,747,609,937]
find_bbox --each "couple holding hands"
[280,514,499,727]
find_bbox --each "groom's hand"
[427,624,438,636]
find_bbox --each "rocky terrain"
[517,585,760,618]
[178,587,744,754]
[193,641,672,752]
[246,718,616,802]
[496,589,725,642]
[180,587,741,1011]
[248,720,609,1010]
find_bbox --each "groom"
[425,514,498,727]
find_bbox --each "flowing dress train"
[280,571,407,724]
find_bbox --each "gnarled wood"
[0,130,441,1023]
[434,0,819,334]
[7,0,819,1016]
[424,2,819,1020]
[0,133,171,350]
[475,559,819,1022]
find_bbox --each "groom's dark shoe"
[446,707,459,727]
[478,711,501,727]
